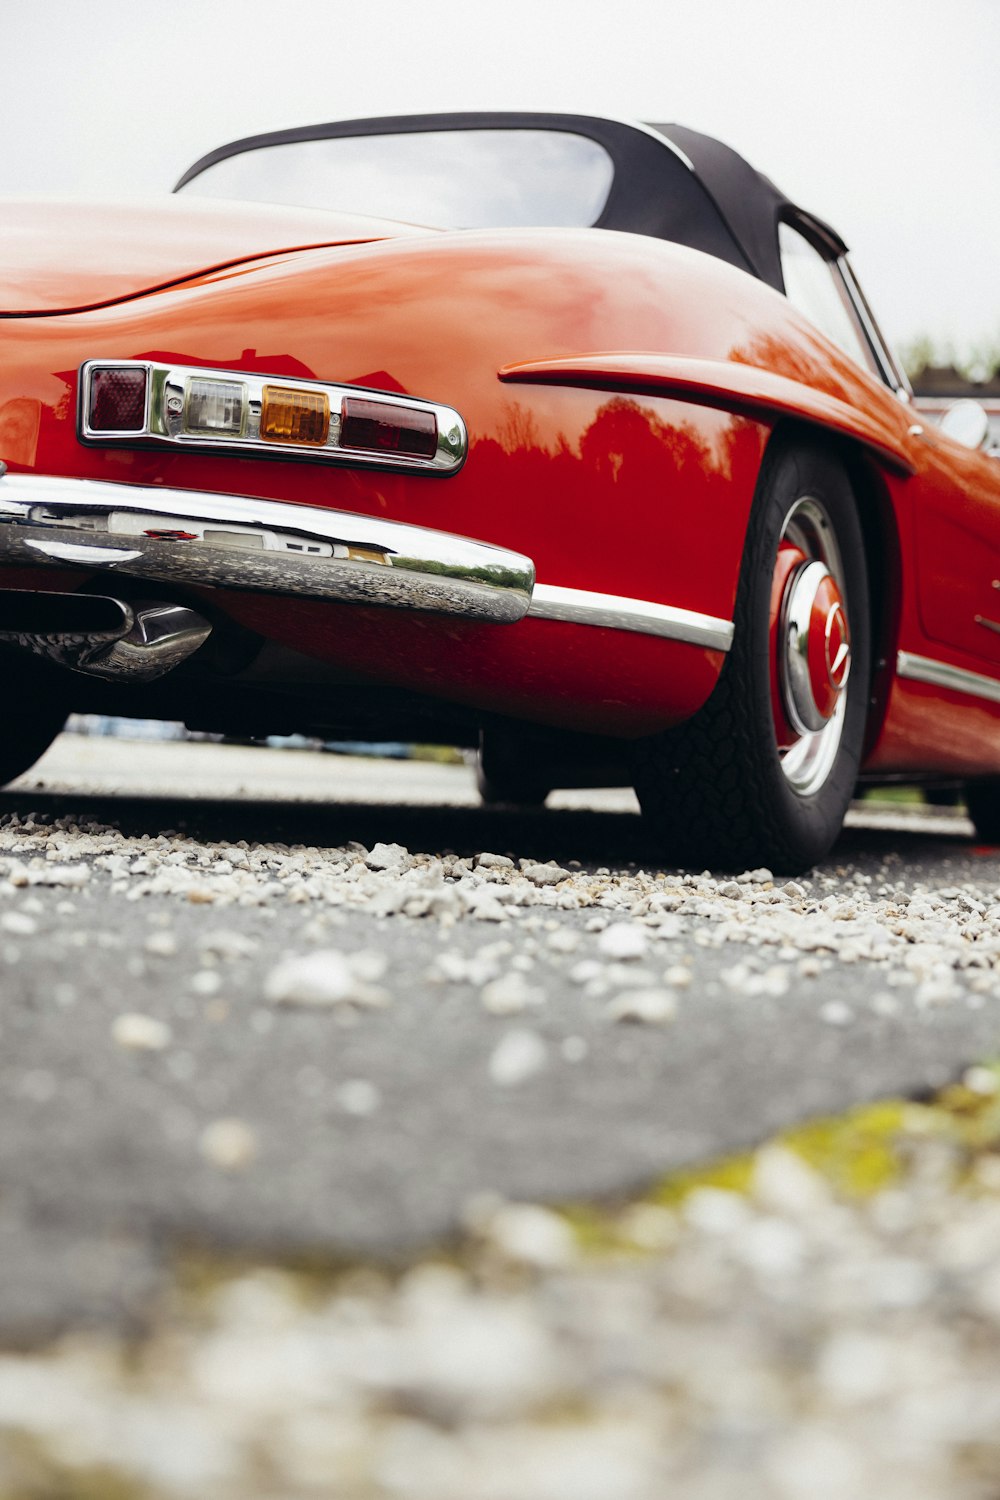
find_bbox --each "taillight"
[341,396,437,459]
[80,361,465,474]
[88,367,147,431]
[184,378,246,436]
[261,385,330,446]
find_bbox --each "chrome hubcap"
[770,499,851,795]
[780,560,852,734]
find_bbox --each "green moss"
[166,1065,1000,1287]
[777,1100,911,1196]
[648,1152,756,1208]
[557,1064,1000,1256]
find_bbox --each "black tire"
[633,440,870,873]
[923,786,961,809]
[476,732,551,808]
[0,656,69,787]
[964,782,1000,842]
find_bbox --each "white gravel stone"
[144,930,178,958]
[198,930,259,961]
[476,851,515,871]
[190,969,223,997]
[683,1187,751,1235]
[597,923,650,961]
[264,951,389,1008]
[465,890,509,923]
[0,911,36,936]
[21,863,90,888]
[336,1079,382,1116]
[365,842,411,872]
[606,988,678,1024]
[520,862,570,887]
[964,1066,1000,1096]
[488,1028,548,1086]
[199,1117,258,1170]
[753,1144,830,1216]
[482,1203,577,1270]
[480,972,545,1015]
[111,1012,172,1051]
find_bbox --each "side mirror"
[940,398,990,450]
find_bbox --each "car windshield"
[177,128,616,230]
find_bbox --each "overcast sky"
[3,0,997,359]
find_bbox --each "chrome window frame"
[779,215,910,398]
[837,256,911,398]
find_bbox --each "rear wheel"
[964,782,1000,843]
[0,654,69,787]
[634,441,870,873]
[476,731,551,808]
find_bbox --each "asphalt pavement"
[1,734,998,1342]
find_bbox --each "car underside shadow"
[0,787,991,879]
[0,789,653,867]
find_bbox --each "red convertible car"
[0,112,997,872]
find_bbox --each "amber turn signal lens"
[260,386,330,446]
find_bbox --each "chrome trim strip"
[528,583,733,650]
[838,258,910,397]
[896,650,1000,706]
[79,361,468,475]
[0,474,533,625]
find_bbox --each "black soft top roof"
[176,112,847,294]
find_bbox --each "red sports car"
[0,112,996,872]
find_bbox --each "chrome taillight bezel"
[78,360,467,475]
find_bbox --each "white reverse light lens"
[184,378,246,436]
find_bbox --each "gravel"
[3,744,1000,1496]
[3,1108,1000,1500]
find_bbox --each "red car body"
[0,113,997,870]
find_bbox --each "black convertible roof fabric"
[651,122,848,291]
[177,112,848,294]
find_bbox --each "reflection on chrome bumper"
[0,474,534,625]
[0,474,736,651]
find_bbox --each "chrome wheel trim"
[774,497,851,795]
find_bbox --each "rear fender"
[499,352,914,476]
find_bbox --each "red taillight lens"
[340,397,437,459]
[88,367,147,431]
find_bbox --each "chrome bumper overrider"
[0,474,534,625]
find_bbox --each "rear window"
[178,128,616,230]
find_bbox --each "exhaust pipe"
[0,591,212,682]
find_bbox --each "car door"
[910,427,1000,669]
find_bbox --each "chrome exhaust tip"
[0,591,212,681]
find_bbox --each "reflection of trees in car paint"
[0,398,41,467]
[137,349,319,383]
[200,398,765,738]
[0,375,71,474]
[472,393,765,621]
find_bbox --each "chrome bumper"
[0,473,534,625]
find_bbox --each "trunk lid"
[0,197,431,315]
